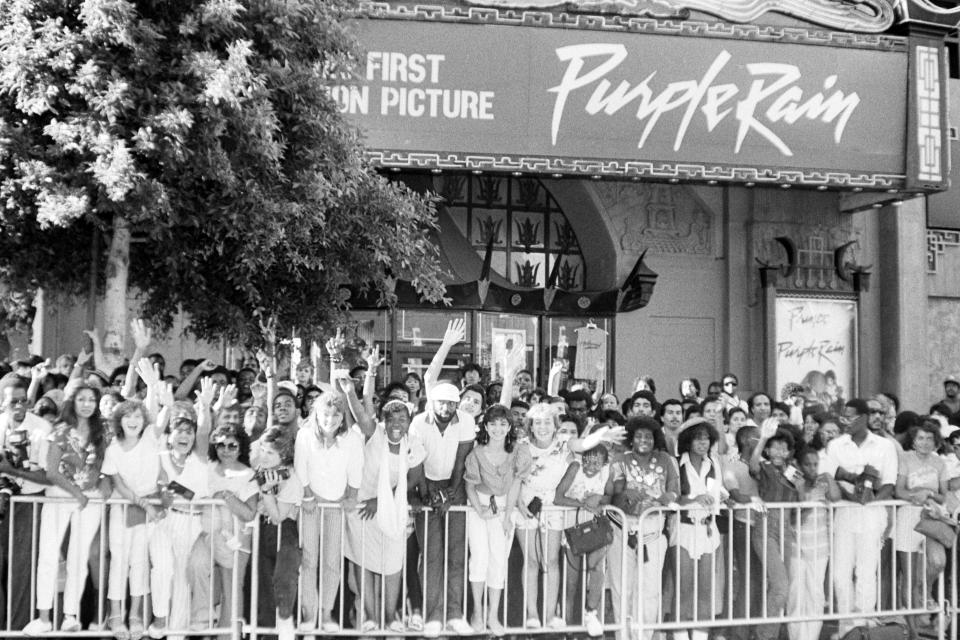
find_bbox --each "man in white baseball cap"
[409,381,476,636]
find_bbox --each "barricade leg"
[298,507,321,627]
[318,509,343,629]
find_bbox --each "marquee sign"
[336,16,931,189]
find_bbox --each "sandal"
[406,613,424,632]
[128,618,145,640]
[107,616,130,640]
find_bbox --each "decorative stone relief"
[751,222,862,291]
[593,182,713,256]
[927,228,960,273]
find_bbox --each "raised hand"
[760,417,780,440]
[258,314,278,357]
[83,328,101,346]
[75,348,93,368]
[364,345,384,371]
[215,384,238,411]
[31,359,50,381]
[130,319,153,351]
[157,382,175,408]
[250,380,267,404]
[441,319,466,347]
[335,372,355,396]
[197,377,216,409]
[135,357,160,387]
[325,327,346,359]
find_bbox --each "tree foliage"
[0,0,446,345]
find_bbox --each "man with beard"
[409,382,477,637]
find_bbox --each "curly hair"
[676,419,719,455]
[207,423,251,466]
[260,426,294,466]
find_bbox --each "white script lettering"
[549,44,860,155]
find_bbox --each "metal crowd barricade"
[245,503,629,638]
[635,500,946,640]
[0,494,243,639]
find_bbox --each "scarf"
[375,427,409,540]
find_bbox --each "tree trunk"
[102,214,130,373]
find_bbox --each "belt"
[170,508,201,516]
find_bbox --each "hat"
[276,381,298,399]
[429,382,461,403]
[946,375,960,386]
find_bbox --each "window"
[439,175,586,290]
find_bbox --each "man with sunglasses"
[718,373,748,413]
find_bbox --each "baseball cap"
[429,382,461,403]
[275,381,298,400]
[946,375,959,386]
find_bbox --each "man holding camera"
[409,382,476,637]
[0,379,51,629]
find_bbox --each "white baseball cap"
[429,382,461,403]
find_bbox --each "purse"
[914,511,959,548]
[564,510,614,555]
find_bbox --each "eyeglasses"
[215,442,240,451]
[7,399,27,407]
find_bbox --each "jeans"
[256,518,301,627]
[414,484,466,623]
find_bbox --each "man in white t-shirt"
[0,379,51,629]
[820,398,898,636]
[409,383,476,637]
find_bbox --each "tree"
[0,0,446,363]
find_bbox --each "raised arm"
[26,359,49,407]
[174,359,214,401]
[424,319,466,394]
[362,346,384,419]
[546,359,563,397]
[122,319,153,400]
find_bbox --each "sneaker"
[146,622,165,639]
[447,618,474,635]
[584,610,603,637]
[360,620,378,633]
[525,617,542,629]
[277,616,295,640]
[406,614,423,632]
[388,620,406,633]
[423,620,443,638]
[61,616,82,633]
[299,620,317,632]
[23,619,53,636]
[321,621,340,633]
[547,616,566,630]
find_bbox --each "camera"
[0,429,30,470]
[0,478,20,519]
[254,466,291,494]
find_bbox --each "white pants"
[35,497,104,615]
[467,497,513,588]
[149,510,202,624]
[832,505,887,636]
[107,505,152,600]
[607,528,667,633]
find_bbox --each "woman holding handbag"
[554,444,616,637]
[609,417,679,638]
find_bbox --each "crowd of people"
[0,318,959,640]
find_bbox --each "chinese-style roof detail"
[460,0,896,32]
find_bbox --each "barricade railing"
[0,494,243,639]
[635,500,947,640]
[245,503,629,639]
[1,495,956,639]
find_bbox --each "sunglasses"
[215,442,240,451]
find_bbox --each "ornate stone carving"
[594,182,712,255]
[459,0,895,32]
[927,228,960,273]
[752,223,862,291]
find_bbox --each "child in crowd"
[787,446,840,640]
[554,444,614,637]
[748,418,802,640]
[253,428,301,640]
[464,404,532,635]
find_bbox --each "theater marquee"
[334,12,945,190]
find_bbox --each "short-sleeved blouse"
[464,443,533,496]
[514,436,573,530]
[47,423,105,493]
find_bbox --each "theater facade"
[330,0,960,408]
